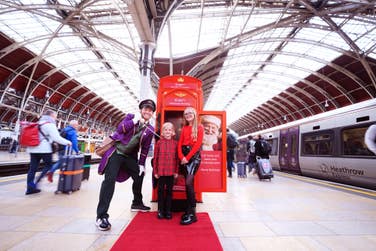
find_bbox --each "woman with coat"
[26,110,71,195]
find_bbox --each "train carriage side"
[298,103,376,190]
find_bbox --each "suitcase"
[82,154,91,181]
[56,147,84,194]
[256,158,274,181]
[237,162,247,178]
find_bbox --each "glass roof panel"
[337,17,376,59]
[206,26,302,122]
[0,0,141,114]
[156,8,230,57]
[263,65,308,79]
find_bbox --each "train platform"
[1,158,376,251]
[0,151,48,165]
[0,151,101,165]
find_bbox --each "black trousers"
[157,176,174,213]
[227,149,234,176]
[181,146,200,213]
[96,151,143,219]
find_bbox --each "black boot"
[165,212,172,219]
[180,208,197,225]
[181,210,189,220]
[157,211,164,219]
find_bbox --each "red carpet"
[111,212,223,251]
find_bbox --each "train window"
[301,131,333,156]
[342,126,373,156]
[291,134,297,156]
[356,116,369,123]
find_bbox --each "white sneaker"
[96,217,111,231]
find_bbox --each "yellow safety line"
[278,172,376,197]
[0,176,25,183]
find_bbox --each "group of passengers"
[25,100,203,231]
[226,133,272,178]
[95,100,202,230]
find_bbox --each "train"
[238,99,376,190]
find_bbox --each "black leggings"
[184,173,196,210]
[181,146,201,212]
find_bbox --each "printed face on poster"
[197,112,226,192]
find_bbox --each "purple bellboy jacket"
[98,113,154,182]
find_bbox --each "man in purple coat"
[96,99,156,231]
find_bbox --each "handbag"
[115,123,146,156]
[181,145,201,175]
[95,137,115,157]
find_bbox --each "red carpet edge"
[111,212,223,251]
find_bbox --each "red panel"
[10,76,28,92]
[80,93,96,103]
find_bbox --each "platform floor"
[1,155,376,251]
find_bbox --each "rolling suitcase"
[56,147,84,194]
[256,158,274,181]
[237,162,247,178]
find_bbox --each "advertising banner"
[196,111,227,192]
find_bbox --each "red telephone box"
[152,75,226,205]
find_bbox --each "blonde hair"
[183,107,199,140]
[161,122,175,137]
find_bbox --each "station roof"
[0,0,375,135]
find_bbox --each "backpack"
[19,121,49,147]
[227,133,238,149]
[260,140,272,155]
[247,140,255,153]
[56,128,67,152]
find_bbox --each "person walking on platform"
[254,134,271,159]
[95,99,156,231]
[46,120,80,183]
[25,110,71,195]
[226,128,238,178]
[365,124,376,155]
[9,138,18,154]
[178,107,203,225]
[153,122,179,220]
[247,135,257,175]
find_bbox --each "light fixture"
[45,91,49,98]
[324,100,329,108]
[283,115,287,121]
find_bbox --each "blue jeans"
[49,151,64,174]
[27,153,52,190]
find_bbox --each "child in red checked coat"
[153,122,179,219]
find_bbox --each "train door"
[279,126,301,173]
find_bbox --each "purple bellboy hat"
[139,99,156,112]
